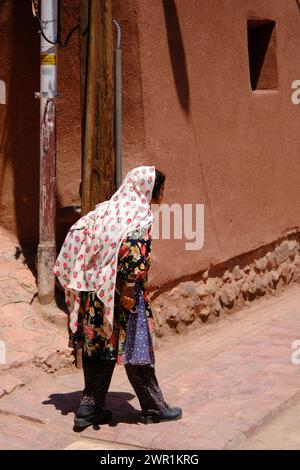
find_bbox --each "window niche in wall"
[247,19,278,91]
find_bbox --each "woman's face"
[151,182,165,206]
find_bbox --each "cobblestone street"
[1,268,300,449]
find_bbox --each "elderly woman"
[54,166,182,429]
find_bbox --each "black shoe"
[141,404,182,424]
[74,404,112,429]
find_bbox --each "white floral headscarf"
[54,166,156,339]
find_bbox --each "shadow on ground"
[42,390,141,430]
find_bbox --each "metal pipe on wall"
[113,20,122,188]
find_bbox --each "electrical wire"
[31,0,79,48]
[61,23,80,48]
[31,0,59,44]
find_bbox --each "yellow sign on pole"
[41,53,56,66]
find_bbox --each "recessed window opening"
[247,19,278,91]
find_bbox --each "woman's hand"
[120,295,135,310]
[120,283,135,310]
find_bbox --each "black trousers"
[80,354,167,415]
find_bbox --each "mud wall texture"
[0,0,81,249]
[1,1,300,296]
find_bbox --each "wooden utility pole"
[80,0,115,215]
[79,0,89,182]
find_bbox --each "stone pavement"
[237,396,300,449]
[0,227,72,380]
[1,283,300,450]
